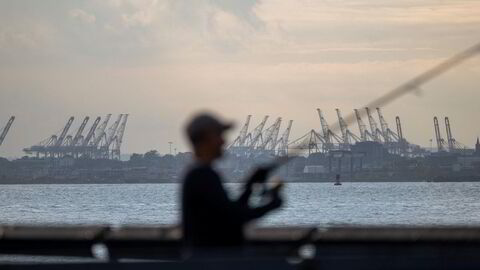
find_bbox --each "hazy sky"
[0,0,479,157]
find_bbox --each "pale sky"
[0,0,480,157]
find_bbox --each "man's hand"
[269,183,284,209]
[246,166,272,189]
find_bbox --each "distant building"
[475,137,480,156]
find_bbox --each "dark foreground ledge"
[1,225,480,269]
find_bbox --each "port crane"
[288,129,326,155]
[354,109,375,142]
[433,117,446,152]
[111,114,129,159]
[0,116,15,147]
[317,109,343,151]
[277,120,293,156]
[98,114,123,158]
[71,117,90,146]
[82,117,101,147]
[445,117,456,152]
[336,108,360,148]
[245,116,269,150]
[258,117,282,150]
[92,114,112,148]
[54,117,74,148]
[23,114,125,159]
[228,115,251,148]
[365,107,383,143]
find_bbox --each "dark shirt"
[182,163,276,247]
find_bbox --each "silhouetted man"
[182,113,283,249]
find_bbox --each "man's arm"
[236,167,271,206]
[196,170,282,224]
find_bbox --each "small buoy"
[334,174,341,186]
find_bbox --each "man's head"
[185,113,234,162]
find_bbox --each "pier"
[1,225,480,269]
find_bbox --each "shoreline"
[1,178,479,185]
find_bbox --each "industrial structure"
[288,108,420,156]
[228,115,294,157]
[433,116,467,153]
[0,116,15,149]
[23,114,128,160]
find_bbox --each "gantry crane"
[82,117,101,147]
[54,117,74,147]
[365,107,383,143]
[354,109,376,142]
[246,116,269,150]
[336,108,360,148]
[445,117,455,152]
[0,116,15,147]
[111,114,129,159]
[71,117,90,146]
[317,109,343,151]
[434,116,446,152]
[92,114,112,147]
[277,120,293,156]
[228,115,251,148]
[101,114,123,153]
[395,116,403,141]
[376,108,401,144]
[317,109,332,146]
[259,117,282,150]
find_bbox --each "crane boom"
[395,116,403,140]
[259,117,281,149]
[115,114,128,148]
[248,116,269,148]
[434,116,444,152]
[277,120,293,155]
[365,107,381,142]
[268,118,282,150]
[82,117,101,146]
[376,108,390,143]
[72,117,90,146]
[104,114,123,148]
[92,114,112,147]
[445,117,455,151]
[317,109,331,144]
[229,115,252,148]
[354,109,367,141]
[54,117,74,147]
[112,114,129,159]
[336,108,349,145]
[0,116,15,146]
[239,115,251,146]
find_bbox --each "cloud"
[69,9,96,24]
[1,0,480,156]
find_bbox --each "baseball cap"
[185,113,234,144]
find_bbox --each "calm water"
[0,182,480,226]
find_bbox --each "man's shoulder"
[184,164,219,183]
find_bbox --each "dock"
[1,225,480,269]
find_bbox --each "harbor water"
[0,182,479,226]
